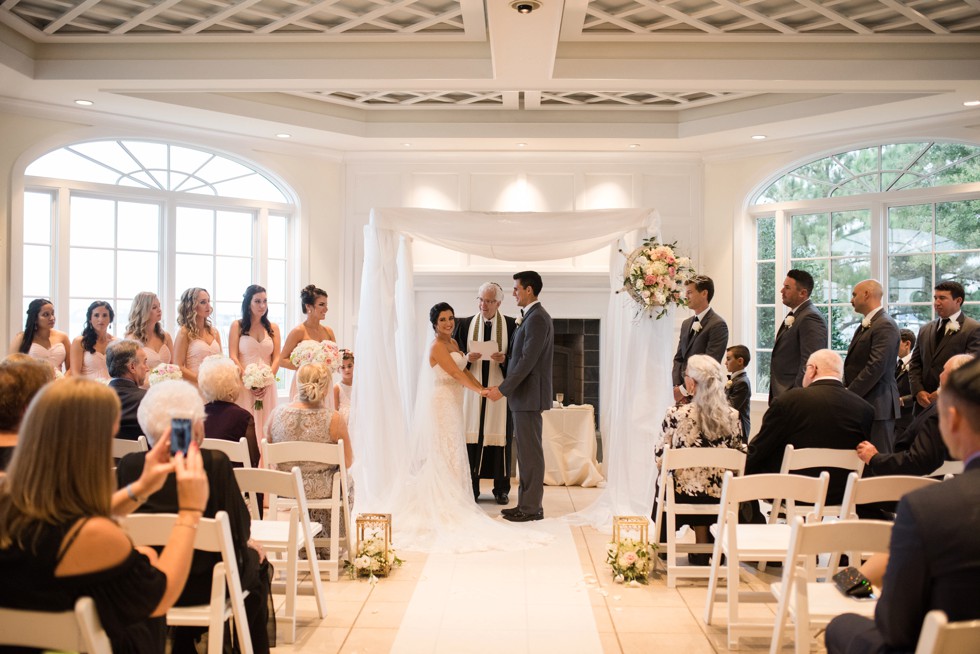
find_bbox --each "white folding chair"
[112,435,148,458]
[915,610,980,654]
[122,511,252,654]
[201,437,252,468]
[652,445,746,588]
[234,466,327,643]
[261,438,351,581]
[704,471,829,649]
[929,460,964,477]
[769,517,893,654]
[773,445,865,522]
[0,596,111,653]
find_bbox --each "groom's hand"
[487,387,503,401]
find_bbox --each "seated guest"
[199,356,258,467]
[118,380,271,654]
[724,345,752,443]
[825,357,980,654]
[106,339,149,441]
[747,349,873,505]
[655,355,745,563]
[0,354,54,470]
[894,328,916,441]
[268,362,353,559]
[0,378,206,653]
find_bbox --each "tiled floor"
[270,484,824,653]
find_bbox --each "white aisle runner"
[391,520,602,653]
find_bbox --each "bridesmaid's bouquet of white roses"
[289,339,342,374]
[147,363,182,386]
[242,362,277,411]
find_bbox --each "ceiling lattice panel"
[581,0,980,37]
[294,90,509,108]
[536,90,758,109]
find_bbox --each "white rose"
[947,318,960,334]
[691,321,702,333]
[784,315,795,327]
[861,316,871,329]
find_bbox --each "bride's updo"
[296,363,330,404]
[429,302,454,331]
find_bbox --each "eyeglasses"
[477,298,499,304]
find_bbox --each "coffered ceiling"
[1,0,979,152]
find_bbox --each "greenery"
[606,538,656,585]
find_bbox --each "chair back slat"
[779,444,865,475]
[201,437,252,468]
[262,439,344,468]
[112,435,148,459]
[661,447,746,475]
[0,597,109,652]
[929,460,965,477]
[721,471,829,511]
[839,473,939,519]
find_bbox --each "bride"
[389,302,550,553]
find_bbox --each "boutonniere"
[861,316,871,329]
[691,321,702,333]
[725,380,733,390]
[946,318,960,334]
[515,315,522,326]
[784,315,795,328]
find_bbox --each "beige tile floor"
[269,484,828,654]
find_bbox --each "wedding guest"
[173,288,221,386]
[106,339,150,441]
[895,329,916,440]
[70,300,116,380]
[724,345,752,443]
[844,280,900,453]
[125,292,174,386]
[118,380,271,654]
[334,349,354,426]
[229,284,280,442]
[672,275,729,404]
[279,284,337,403]
[8,298,71,374]
[268,362,353,558]
[908,280,980,414]
[0,378,207,653]
[768,269,828,403]
[656,355,744,563]
[199,356,259,468]
[0,354,54,470]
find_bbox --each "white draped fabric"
[350,207,673,529]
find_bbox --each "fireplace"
[551,319,600,427]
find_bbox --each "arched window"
[748,141,980,395]
[17,139,294,350]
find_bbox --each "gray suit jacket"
[908,313,980,397]
[769,299,828,402]
[671,307,729,386]
[497,303,554,412]
[844,309,900,421]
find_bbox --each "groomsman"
[724,345,752,443]
[453,282,517,505]
[768,269,828,403]
[672,275,729,403]
[895,328,916,439]
[844,280,900,453]
[908,280,980,414]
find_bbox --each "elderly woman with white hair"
[117,380,272,654]
[655,354,745,564]
[198,355,259,467]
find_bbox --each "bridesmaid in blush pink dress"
[173,287,222,385]
[124,291,174,387]
[69,300,115,380]
[9,298,71,375]
[280,284,338,404]
[229,284,281,441]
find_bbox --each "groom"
[488,271,554,522]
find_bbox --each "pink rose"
[668,267,675,276]
[644,274,656,285]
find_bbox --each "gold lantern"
[612,515,649,547]
[354,513,393,577]
[609,515,654,583]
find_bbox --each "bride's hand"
[479,387,489,397]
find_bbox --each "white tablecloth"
[542,405,604,487]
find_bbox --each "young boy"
[725,345,752,443]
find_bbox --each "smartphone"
[170,418,192,456]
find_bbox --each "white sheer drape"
[350,207,671,522]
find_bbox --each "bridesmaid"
[229,284,281,441]
[125,292,174,386]
[280,284,337,402]
[173,287,221,385]
[69,301,115,380]
[8,298,71,375]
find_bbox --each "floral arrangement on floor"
[345,529,403,583]
[606,538,656,585]
[242,362,277,411]
[622,238,696,320]
[147,363,182,386]
[289,339,342,373]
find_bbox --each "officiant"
[453,282,517,505]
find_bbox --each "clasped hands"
[468,351,506,363]
[480,386,504,401]
[855,440,878,464]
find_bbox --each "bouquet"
[289,339,342,374]
[345,529,403,583]
[622,238,695,319]
[606,538,656,585]
[242,362,277,411]
[147,363,182,386]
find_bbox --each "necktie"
[936,318,949,345]
[520,308,525,318]
[483,320,492,340]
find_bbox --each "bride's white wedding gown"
[389,351,551,553]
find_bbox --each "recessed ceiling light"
[628,144,640,149]
[964,100,980,107]
[751,135,767,140]
[276,133,291,139]
[74,99,94,106]
[516,142,527,148]
[402,143,412,147]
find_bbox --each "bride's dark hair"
[429,302,454,330]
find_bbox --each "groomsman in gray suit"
[488,271,554,523]
[768,269,828,403]
[908,280,980,415]
[844,280,900,453]
[671,275,729,404]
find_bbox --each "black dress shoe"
[501,506,521,517]
[502,509,544,522]
[494,493,509,505]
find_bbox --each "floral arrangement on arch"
[289,339,342,374]
[606,538,656,585]
[147,363,182,386]
[345,529,403,583]
[622,238,696,320]
[242,363,278,411]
